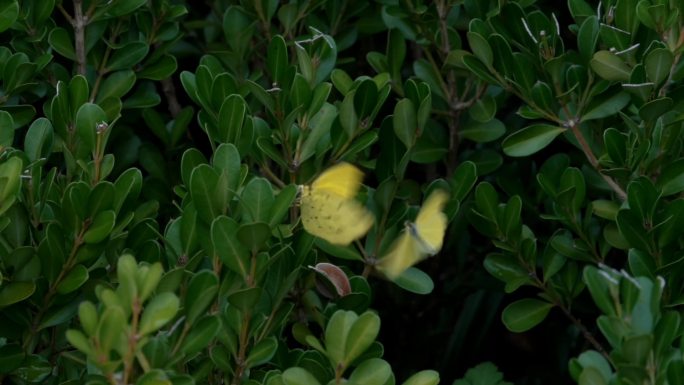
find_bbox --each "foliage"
[1,0,684,385]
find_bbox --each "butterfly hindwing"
[413,189,449,254]
[300,163,374,245]
[377,189,449,280]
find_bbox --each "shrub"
[1,1,684,385]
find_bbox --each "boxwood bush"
[1,1,684,385]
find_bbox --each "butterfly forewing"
[377,228,424,279]
[413,190,449,254]
[310,162,364,199]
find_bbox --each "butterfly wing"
[376,226,425,280]
[311,162,364,199]
[300,189,374,245]
[413,189,449,254]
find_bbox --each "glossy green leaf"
[403,370,440,385]
[107,41,149,71]
[227,287,262,312]
[467,32,493,68]
[245,336,278,368]
[644,48,673,86]
[48,27,75,60]
[590,51,631,82]
[212,216,249,278]
[282,367,321,385]
[240,177,274,223]
[180,315,220,356]
[139,292,180,335]
[349,358,392,385]
[501,298,553,332]
[23,118,53,162]
[185,270,219,325]
[344,311,380,365]
[581,91,630,121]
[502,124,566,157]
[0,281,35,307]
[461,118,505,143]
[484,253,532,293]
[83,210,116,244]
[56,264,89,294]
[392,267,434,295]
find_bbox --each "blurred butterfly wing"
[414,190,449,254]
[377,229,425,280]
[300,190,374,245]
[311,162,364,199]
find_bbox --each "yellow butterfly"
[300,163,374,245]
[377,189,449,279]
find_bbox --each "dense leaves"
[1,0,684,385]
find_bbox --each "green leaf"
[502,124,566,157]
[267,35,288,84]
[240,177,274,223]
[0,110,13,147]
[0,0,18,33]
[139,293,179,335]
[501,298,553,332]
[97,306,126,352]
[578,367,608,385]
[0,157,22,216]
[83,210,116,243]
[78,301,98,336]
[469,95,497,123]
[402,370,440,385]
[75,103,107,154]
[189,164,219,223]
[644,48,673,86]
[103,0,147,17]
[467,32,493,68]
[577,16,600,62]
[484,254,532,293]
[349,358,392,385]
[282,367,321,385]
[180,315,220,356]
[590,51,631,82]
[97,70,136,103]
[245,336,278,368]
[392,268,434,295]
[218,94,247,143]
[300,103,337,163]
[185,270,219,326]
[313,238,364,261]
[344,311,380,365]
[0,281,35,307]
[236,222,271,251]
[56,264,89,294]
[581,91,630,121]
[138,54,177,81]
[65,330,92,356]
[227,287,262,312]
[639,97,673,122]
[453,362,512,385]
[392,99,418,148]
[107,41,149,71]
[325,310,357,365]
[658,158,684,196]
[212,216,249,278]
[461,119,505,143]
[23,118,54,162]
